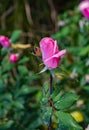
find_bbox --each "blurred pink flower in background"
[78,0,89,19]
[34,47,41,56]
[39,37,66,69]
[0,36,10,48]
[10,54,19,63]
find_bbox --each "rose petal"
[44,50,66,62]
[78,1,89,11]
[40,37,58,60]
[78,0,89,19]
[44,57,61,69]
[53,40,59,53]
[52,50,66,58]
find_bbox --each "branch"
[47,0,58,31]
[24,0,33,26]
[1,7,14,30]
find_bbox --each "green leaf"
[1,58,15,72]
[56,121,68,130]
[0,80,6,89]
[42,107,52,126]
[12,101,24,109]
[1,48,8,56]
[54,92,78,110]
[18,65,28,75]
[0,105,7,118]
[41,97,48,105]
[56,111,83,130]
[79,46,89,56]
[52,26,70,40]
[28,118,42,129]
[51,86,62,99]
[0,120,14,129]
[10,30,22,43]
[16,85,38,97]
[81,85,89,91]
[18,56,29,64]
[43,84,49,98]
[1,93,12,102]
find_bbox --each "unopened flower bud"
[10,54,19,63]
[78,0,89,19]
[0,36,10,48]
[34,47,41,56]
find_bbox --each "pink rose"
[10,54,19,63]
[0,36,10,48]
[78,0,89,19]
[39,37,66,69]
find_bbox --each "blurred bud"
[79,19,85,31]
[71,111,84,123]
[85,124,89,130]
[10,54,19,63]
[55,73,63,80]
[85,74,89,84]
[70,69,77,79]
[0,36,10,48]
[34,47,41,56]
[57,20,66,27]
[86,59,89,66]
[78,0,89,19]
[76,100,84,107]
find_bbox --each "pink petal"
[78,1,89,11]
[53,40,59,53]
[44,57,61,69]
[52,50,66,58]
[78,0,89,19]
[44,50,66,62]
[40,37,56,60]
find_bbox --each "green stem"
[48,74,53,130]
[50,74,53,95]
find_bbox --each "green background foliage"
[0,0,89,130]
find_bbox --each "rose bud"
[78,0,89,19]
[10,54,19,63]
[34,47,41,56]
[0,35,10,48]
[39,37,66,69]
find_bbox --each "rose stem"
[48,74,53,130]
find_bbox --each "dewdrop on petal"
[10,54,19,63]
